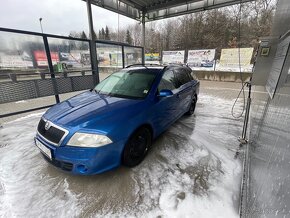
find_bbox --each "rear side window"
[185,68,194,80]
[192,72,198,80]
[174,68,191,87]
[158,70,178,91]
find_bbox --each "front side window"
[94,69,156,99]
[158,70,178,91]
[175,68,191,86]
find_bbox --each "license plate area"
[35,139,52,160]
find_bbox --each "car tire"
[122,127,152,167]
[186,95,197,115]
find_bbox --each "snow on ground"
[15,100,27,104]
[0,92,243,218]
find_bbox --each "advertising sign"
[34,51,59,67]
[97,48,123,67]
[145,53,160,61]
[162,51,185,64]
[59,50,90,68]
[0,52,33,69]
[187,49,215,68]
[219,48,253,67]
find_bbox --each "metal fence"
[0,27,144,118]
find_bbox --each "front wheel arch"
[122,124,153,167]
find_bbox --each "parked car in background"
[35,64,200,175]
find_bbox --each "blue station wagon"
[35,64,200,175]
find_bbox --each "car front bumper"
[35,134,126,175]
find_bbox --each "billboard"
[59,50,90,68]
[145,53,160,61]
[162,51,185,64]
[219,48,253,67]
[0,52,33,69]
[187,49,215,68]
[97,49,123,67]
[33,51,59,67]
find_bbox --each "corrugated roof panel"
[88,0,254,22]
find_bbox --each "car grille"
[42,154,73,171]
[37,119,65,145]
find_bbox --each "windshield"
[94,69,157,99]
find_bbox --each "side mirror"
[158,89,173,97]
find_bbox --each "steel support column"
[86,0,99,85]
[141,11,146,53]
[122,46,125,68]
[43,36,60,103]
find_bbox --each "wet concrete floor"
[0,81,245,217]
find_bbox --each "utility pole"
[39,18,44,34]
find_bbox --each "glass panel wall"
[124,46,142,67]
[0,31,48,82]
[96,43,123,81]
[47,38,91,77]
[0,28,145,118]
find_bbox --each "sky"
[0,0,137,36]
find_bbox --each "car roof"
[124,64,191,72]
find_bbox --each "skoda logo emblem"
[45,121,51,130]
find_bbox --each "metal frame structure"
[0,0,253,118]
[88,0,253,22]
[84,0,254,63]
[0,27,144,118]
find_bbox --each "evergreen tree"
[126,30,133,45]
[92,30,97,40]
[80,31,88,40]
[102,28,105,39]
[99,28,105,40]
[98,30,102,39]
[80,31,89,50]
[105,26,110,40]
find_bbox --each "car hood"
[43,91,146,131]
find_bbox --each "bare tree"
[102,0,277,55]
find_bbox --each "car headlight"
[67,132,112,148]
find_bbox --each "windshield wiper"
[92,89,101,94]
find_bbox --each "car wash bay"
[2,0,290,217]
[0,81,245,217]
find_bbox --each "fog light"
[77,164,88,173]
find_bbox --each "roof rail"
[125,64,148,69]
[167,63,187,67]
[146,63,165,67]
[166,63,192,70]
[125,63,166,69]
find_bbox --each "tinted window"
[185,68,194,80]
[158,70,178,91]
[192,72,198,80]
[175,68,191,86]
[158,79,168,91]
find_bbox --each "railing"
[0,27,144,118]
